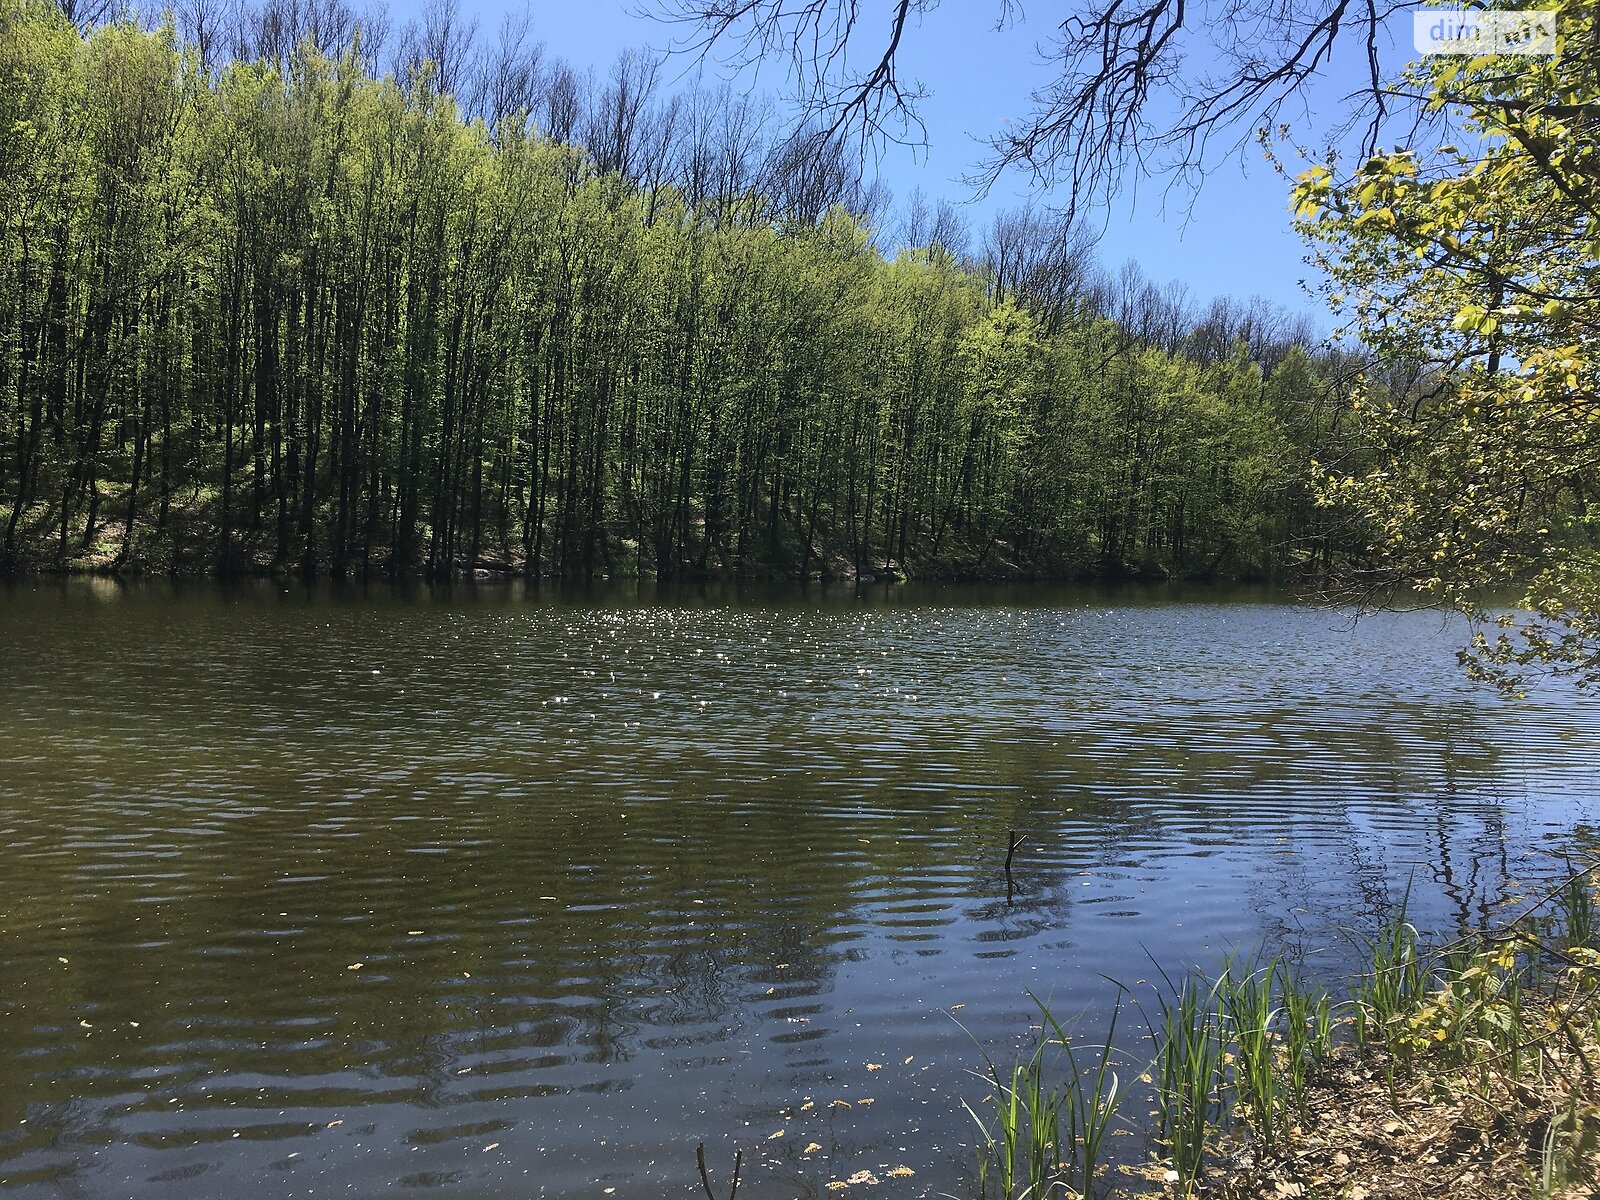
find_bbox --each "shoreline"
[1118,870,1600,1199]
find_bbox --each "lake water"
[1,580,1596,1199]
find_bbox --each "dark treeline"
[0,0,1360,581]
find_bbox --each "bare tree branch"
[652,0,1434,218]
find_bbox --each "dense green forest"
[0,0,1360,581]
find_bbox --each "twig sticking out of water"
[1005,830,1029,904]
[696,1142,741,1200]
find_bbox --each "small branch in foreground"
[696,1142,741,1200]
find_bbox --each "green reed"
[1560,871,1597,951]
[1151,971,1226,1194]
[1350,893,1429,1062]
[1216,958,1286,1152]
[963,995,1126,1199]
[1038,994,1125,1200]
[1276,962,1334,1117]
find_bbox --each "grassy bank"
[966,862,1600,1199]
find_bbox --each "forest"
[0,0,1368,582]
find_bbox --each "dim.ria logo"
[1412,7,1558,53]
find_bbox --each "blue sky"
[397,1,1420,318]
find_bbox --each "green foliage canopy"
[1292,0,1600,689]
[0,0,1339,583]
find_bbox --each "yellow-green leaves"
[1287,0,1600,690]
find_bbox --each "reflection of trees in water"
[7,587,1600,1193]
[939,695,1571,983]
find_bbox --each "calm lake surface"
[1,580,1597,1199]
